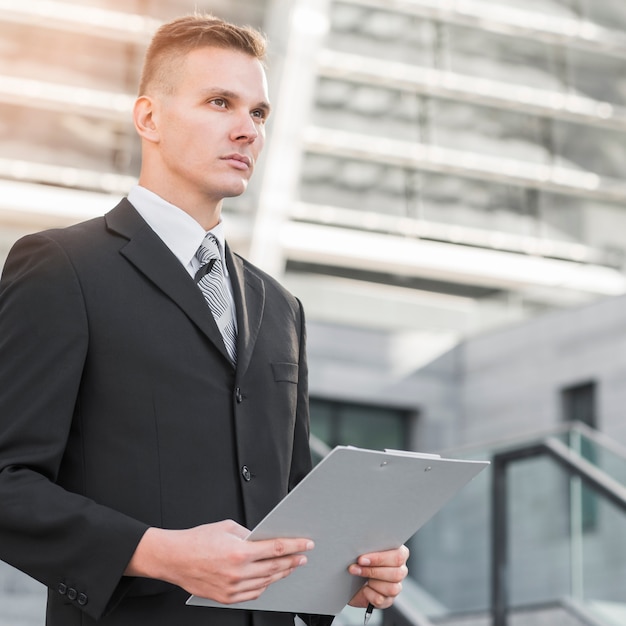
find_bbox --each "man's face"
[152,46,270,209]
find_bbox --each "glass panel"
[312,78,422,144]
[557,429,626,486]
[327,3,436,65]
[537,191,585,242]
[568,48,626,107]
[568,197,626,265]
[447,24,557,91]
[309,398,408,451]
[399,423,626,618]
[411,460,491,614]
[394,426,626,618]
[299,154,409,216]
[299,153,626,260]
[337,405,405,450]
[507,433,626,611]
[300,153,542,236]
[430,101,547,165]
[418,174,535,236]
[584,0,626,31]
[507,456,572,605]
[309,401,334,445]
[581,491,626,610]
[552,117,626,188]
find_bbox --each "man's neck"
[137,179,222,231]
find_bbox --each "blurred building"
[3,0,626,443]
[2,1,626,625]
[265,0,626,457]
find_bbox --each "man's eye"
[211,98,226,107]
[251,110,266,120]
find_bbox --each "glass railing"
[391,422,626,626]
[407,448,493,616]
[556,422,626,485]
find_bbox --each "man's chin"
[220,180,249,199]
[229,186,247,197]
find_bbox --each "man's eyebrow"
[255,100,272,116]
[200,88,271,114]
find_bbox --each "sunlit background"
[2,1,626,625]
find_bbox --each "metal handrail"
[312,425,626,626]
[444,420,626,464]
[491,432,626,626]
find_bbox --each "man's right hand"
[125,520,314,604]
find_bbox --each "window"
[310,398,411,452]
[561,380,596,428]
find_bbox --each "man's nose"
[232,112,260,142]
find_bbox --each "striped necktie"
[194,234,237,364]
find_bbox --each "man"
[0,14,408,626]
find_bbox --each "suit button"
[241,465,251,481]
[78,593,88,606]
[235,388,243,403]
[57,583,67,595]
[67,587,78,601]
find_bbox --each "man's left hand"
[347,545,410,610]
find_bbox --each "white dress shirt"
[127,185,237,328]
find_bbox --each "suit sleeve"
[0,233,148,620]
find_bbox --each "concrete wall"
[307,293,626,455]
[456,294,626,447]
[386,293,626,452]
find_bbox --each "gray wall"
[407,293,626,451]
[308,293,626,454]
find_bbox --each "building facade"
[3,0,626,443]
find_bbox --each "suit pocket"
[271,362,298,383]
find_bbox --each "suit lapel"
[226,245,264,377]
[105,199,232,363]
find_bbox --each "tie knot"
[196,234,221,266]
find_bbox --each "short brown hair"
[138,13,267,96]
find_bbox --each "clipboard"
[187,446,488,615]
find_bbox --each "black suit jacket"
[0,199,333,626]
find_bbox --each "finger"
[349,565,409,583]
[249,551,310,579]
[251,537,315,561]
[362,577,404,599]
[348,581,402,610]
[219,557,306,603]
[357,545,410,568]
[361,582,401,609]
[349,561,408,583]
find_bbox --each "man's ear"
[133,96,160,142]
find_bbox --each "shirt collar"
[127,185,228,273]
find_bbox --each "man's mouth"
[222,154,252,170]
